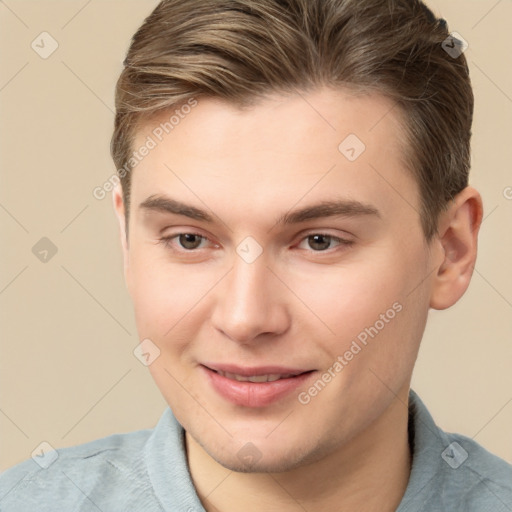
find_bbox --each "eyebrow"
[139,195,214,222]
[138,194,380,225]
[278,199,380,224]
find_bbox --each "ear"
[429,186,483,310]
[112,184,130,286]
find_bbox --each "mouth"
[204,362,312,380]
[201,363,316,407]
[212,370,301,383]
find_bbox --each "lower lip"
[202,366,315,407]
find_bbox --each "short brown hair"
[111,0,473,240]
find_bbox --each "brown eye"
[178,233,204,250]
[307,234,333,251]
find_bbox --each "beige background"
[0,0,511,472]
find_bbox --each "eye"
[297,233,352,252]
[160,233,210,251]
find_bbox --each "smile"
[213,370,297,382]
[202,364,316,407]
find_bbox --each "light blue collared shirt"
[1,390,511,511]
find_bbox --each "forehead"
[129,87,419,225]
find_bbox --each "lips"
[201,363,315,407]
[214,370,296,382]
[203,363,310,377]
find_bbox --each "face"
[115,87,439,472]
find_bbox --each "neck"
[186,391,411,512]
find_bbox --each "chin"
[204,434,329,474]
[213,452,305,474]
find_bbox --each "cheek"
[290,242,430,365]
[127,246,182,336]
[292,262,405,337]
[127,246,221,344]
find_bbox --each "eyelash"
[159,232,212,251]
[158,232,354,254]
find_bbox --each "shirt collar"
[144,407,205,511]
[397,389,448,510]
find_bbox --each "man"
[1,0,511,510]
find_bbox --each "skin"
[113,87,483,512]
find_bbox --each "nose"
[210,253,290,344]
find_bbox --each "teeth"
[217,371,294,382]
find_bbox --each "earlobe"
[429,187,483,310]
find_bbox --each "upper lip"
[202,363,312,376]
